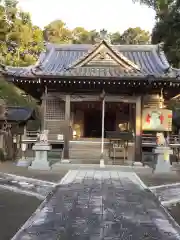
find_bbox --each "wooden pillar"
[40,90,47,130]
[129,103,133,131]
[64,94,71,159]
[135,96,142,162]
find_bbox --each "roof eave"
[9,73,180,82]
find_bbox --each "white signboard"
[142,108,172,131]
[57,134,64,140]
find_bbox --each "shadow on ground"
[0,189,41,240]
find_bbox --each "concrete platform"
[12,170,180,239]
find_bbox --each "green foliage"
[110,28,150,45]
[152,3,180,67]
[0,75,40,130]
[0,1,155,115]
[0,0,44,66]
[0,75,36,107]
[119,27,150,44]
[132,0,180,67]
[132,0,175,19]
[44,20,150,45]
[110,32,121,45]
[44,21,101,44]
[44,20,72,43]
[71,27,100,44]
[0,0,152,67]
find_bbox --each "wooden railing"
[142,134,180,146]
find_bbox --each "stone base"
[61,159,71,163]
[153,147,173,174]
[29,142,51,170]
[32,142,51,151]
[133,161,143,167]
[16,158,32,167]
[29,160,50,170]
[100,159,105,168]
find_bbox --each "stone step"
[69,141,108,160]
[69,142,109,149]
[68,141,131,161]
[69,151,109,160]
[69,149,127,159]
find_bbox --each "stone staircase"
[69,139,109,163]
[68,139,133,164]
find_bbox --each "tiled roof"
[3,41,179,79]
[5,107,36,122]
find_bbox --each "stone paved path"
[12,170,180,240]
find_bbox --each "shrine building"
[1,34,180,164]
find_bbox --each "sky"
[18,0,156,33]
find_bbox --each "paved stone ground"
[0,189,41,240]
[12,170,180,240]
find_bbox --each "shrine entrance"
[84,109,102,137]
[84,107,116,138]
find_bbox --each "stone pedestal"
[16,157,32,167]
[29,142,52,170]
[153,146,173,173]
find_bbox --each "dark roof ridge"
[6,106,36,122]
[7,106,33,109]
[156,42,170,70]
[26,46,56,74]
[67,40,141,71]
[45,42,159,52]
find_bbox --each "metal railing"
[26,131,39,138]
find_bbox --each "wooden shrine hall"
[1,33,180,164]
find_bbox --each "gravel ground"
[139,173,180,186]
[168,203,180,226]
[0,162,67,182]
[0,163,67,239]
[0,188,41,240]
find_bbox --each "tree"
[113,27,150,45]
[44,20,72,43]
[44,21,100,44]
[132,0,175,19]
[110,32,121,45]
[0,0,44,66]
[72,27,90,44]
[88,30,100,44]
[152,5,180,67]
[132,0,180,66]
[0,76,36,106]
